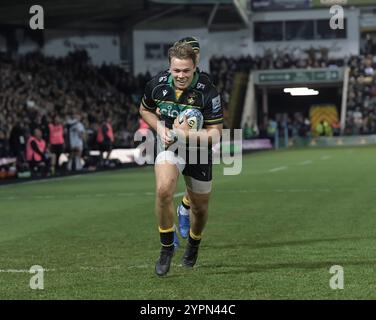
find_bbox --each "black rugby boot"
[182,242,199,267]
[155,247,174,276]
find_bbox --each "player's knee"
[157,184,174,203]
[190,204,208,217]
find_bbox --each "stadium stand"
[0,50,150,175]
[1,45,376,180]
[345,53,376,135]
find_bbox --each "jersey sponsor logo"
[159,104,180,118]
[197,82,205,90]
[162,89,168,96]
[212,95,221,114]
[159,76,168,83]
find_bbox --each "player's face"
[170,57,196,90]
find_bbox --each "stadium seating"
[1,48,376,180]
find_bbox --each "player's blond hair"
[168,42,197,66]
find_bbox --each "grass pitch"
[1,146,376,299]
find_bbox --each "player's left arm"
[201,123,223,145]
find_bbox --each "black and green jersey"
[141,70,223,129]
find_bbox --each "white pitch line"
[0,189,343,200]
[0,191,189,201]
[299,160,312,165]
[269,166,287,173]
[174,192,185,198]
[0,268,55,273]
[10,174,82,186]
[320,155,332,160]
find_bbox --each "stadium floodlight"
[283,87,319,96]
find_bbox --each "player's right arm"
[139,80,173,146]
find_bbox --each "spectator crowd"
[211,44,376,138]
[0,50,150,176]
[1,40,376,178]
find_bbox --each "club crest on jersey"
[187,93,196,105]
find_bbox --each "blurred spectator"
[331,120,341,136]
[316,121,324,137]
[97,116,114,167]
[323,121,332,137]
[9,121,27,163]
[0,130,8,157]
[66,112,85,172]
[48,115,65,174]
[26,128,51,176]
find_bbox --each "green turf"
[1,146,376,299]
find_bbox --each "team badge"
[187,93,196,105]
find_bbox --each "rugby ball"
[177,108,204,130]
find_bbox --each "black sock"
[182,201,190,210]
[160,231,174,251]
[188,234,201,247]
[182,196,190,210]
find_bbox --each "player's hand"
[156,108,161,116]
[173,116,190,142]
[157,122,174,146]
[173,116,190,136]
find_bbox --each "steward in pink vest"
[48,116,65,172]
[97,118,114,166]
[26,128,51,176]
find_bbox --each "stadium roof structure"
[0,0,169,29]
[0,0,248,30]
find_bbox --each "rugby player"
[139,42,223,276]
[174,37,207,242]
[157,36,210,244]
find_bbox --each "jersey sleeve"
[202,86,223,126]
[141,80,157,111]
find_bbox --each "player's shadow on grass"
[204,235,376,250]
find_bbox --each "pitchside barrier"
[289,135,376,148]
[2,135,374,182]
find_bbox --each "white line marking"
[80,266,121,271]
[174,192,185,198]
[0,191,188,201]
[299,160,312,165]
[127,264,150,269]
[269,166,287,173]
[320,155,332,160]
[0,268,55,273]
[11,174,82,186]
